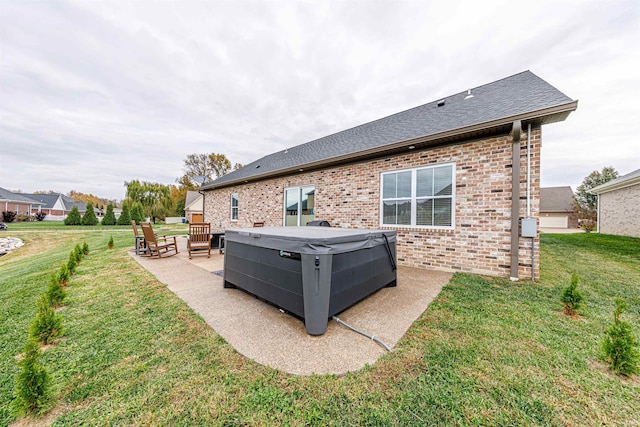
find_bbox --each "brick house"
[590,168,640,237]
[0,187,44,219]
[20,193,88,221]
[201,71,577,280]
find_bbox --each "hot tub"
[223,226,397,335]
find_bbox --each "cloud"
[1,0,638,199]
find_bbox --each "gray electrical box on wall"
[521,218,537,237]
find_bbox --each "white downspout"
[527,124,534,281]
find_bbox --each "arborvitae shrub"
[601,298,640,376]
[116,204,131,225]
[74,244,83,264]
[82,241,89,255]
[102,203,116,226]
[561,274,584,316]
[45,273,66,308]
[108,236,114,249]
[81,201,98,226]
[13,339,53,415]
[29,296,64,345]
[58,264,70,285]
[67,252,76,275]
[64,206,82,225]
[130,202,145,224]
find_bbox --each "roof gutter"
[590,174,640,194]
[203,100,578,190]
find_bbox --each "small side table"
[135,236,147,255]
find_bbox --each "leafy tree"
[81,201,98,225]
[13,339,53,415]
[102,203,117,226]
[124,180,174,223]
[29,295,64,345]
[601,298,640,376]
[176,153,232,188]
[573,167,618,232]
[64,206,82,225]
[116,204,131,225]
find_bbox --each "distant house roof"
[0,187,45,205]
[185,191,202,209]
[590,168,640,194]
[21,193,87,212]
[540,186,574,213]
[202,70,577,190]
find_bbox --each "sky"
[1,0,638,200]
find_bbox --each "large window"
[230,193,238,221]
[284,186,315,226]
[381,163,455,228]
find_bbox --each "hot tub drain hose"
[332,316,391,352]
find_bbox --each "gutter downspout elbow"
[510,121,522,281]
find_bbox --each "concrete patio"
[130,236,451,376]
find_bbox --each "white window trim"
[230,193,238,221]
[379,162,456,229]
[283,184,314,226]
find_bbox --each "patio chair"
[140,222,178,258]
[131,220,147,255]
[187,222,211,259]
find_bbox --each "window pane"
[416,169,433,197]
[231,193,238,207]
[434,166,452,196]
[301,187,314,226]
[397,200,412,225]
[383,201,397,225]
[433,198,452,226]
[382,174,396,199]
[285,189,298,226]
[397,171,412,198]
[416,199,433,226]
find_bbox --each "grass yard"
[1,228,638,426]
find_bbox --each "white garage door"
[540,215,568,228]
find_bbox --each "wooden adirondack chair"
[140,222,178,258]
[188,222,211,259]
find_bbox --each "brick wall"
[599,184,640,237]
[204,128,541,279]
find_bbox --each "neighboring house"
[185,191,204,223]
[201,71,578,280]
[0,187,45,218]
[539,186,578,228]
[590,168,640,238]
[21,193,87,221]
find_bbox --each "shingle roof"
[202,70,576,190]
[185,191,202,208]
[21,193,60,209]
[0,187,45,205]
[540,186,575,212]
[590,168,640,194]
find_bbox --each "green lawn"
[1,228,638,425]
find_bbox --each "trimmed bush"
[29,295,64,345]
[102,203,117,226]
[82,241,90,255]
[58,264,70,285]
[45,273,66,308]
[34,211,47,221]
[601,298,640,376]
[64,206,82,225]
[561,274,584,316]
[81,201,98,226]
[13,339,53,415]
[116,204,131,225]
[107,236,114,249]
[74,244,83,264]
